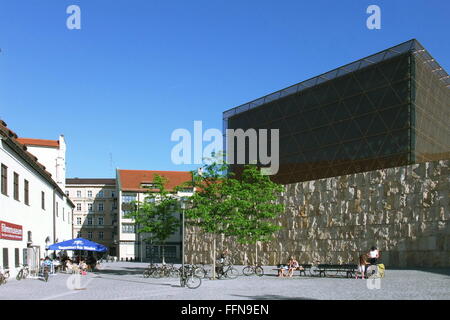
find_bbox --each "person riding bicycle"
[216,249,231,276]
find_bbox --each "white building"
[116,169,193,262]
[17,136,67,190]
[0,120,74,277]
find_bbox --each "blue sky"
[0,0,449,178]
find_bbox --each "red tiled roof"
[0,120,74,207]
[118,170,192,192]
[17,138,59,148]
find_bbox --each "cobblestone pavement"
[0,262,449,300]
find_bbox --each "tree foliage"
[186,155,284,245]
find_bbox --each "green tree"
[125,174,181,264]
[185,154,284,275]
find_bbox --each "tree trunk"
[212,236,216,280]
[255,242,258,266]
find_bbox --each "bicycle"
[0,267,10,284]
[216,262,239,279]
[143,263,158,278]
[192,262,211,279]
[0,268,9,285]
[179,266,202,289]
[16,264,29,280]
[242,261,264,277]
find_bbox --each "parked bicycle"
[0,268,9,285]
[179,266,202,289]
[0,267,10,284]
[216,262,239,279]
[16,264,29,280]
[242,263,264,277]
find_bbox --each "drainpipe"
[53,187,56,245]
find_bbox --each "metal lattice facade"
[223,39,450,184]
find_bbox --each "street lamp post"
[180,199,186,287]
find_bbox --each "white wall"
[0,140,72,277]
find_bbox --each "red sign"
[0,221,23,241]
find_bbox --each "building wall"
[226,53,413,184]
[185,159,450,267]
[67,184,117,256]
[24,135,66,189]
[0,140,73,277]
[118,189,192,262]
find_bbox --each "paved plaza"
[0,262,449,300]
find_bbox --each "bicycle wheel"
[44,271,49,282]
[186,275,202,289]
[226,267,239,279]
[23,269,29,279]
[16,270,23,281]
[242,266,253,276]
[255,266,264,277]
[194,267,206,278]
[309,265,318,277]
[143,269,152,278]
[170,268,180,278]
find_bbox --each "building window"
[77,231,81,238]
[77,217,82,225]
[87,232,93,239]
[1,164,8,196]
[13,172,19,201]
[41,191,45,210]
[87,190,92,198]
[98,217,104,225]
[24,180,29,205]
[77,203,81,211]
[15,248,20,268]
[87,217,93,225]
[98,191,104,197]
[2,248,8,269]
[111,191,115,198]
[56,202,59,217]
[98,232,104,240]
[122,224,135,233]
[98,203,104,212]
[88,203,93,212]
[77,190,81,197]
[22,249,28,266]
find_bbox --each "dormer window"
[141,182,157,189]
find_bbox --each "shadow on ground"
[230,294,316,300]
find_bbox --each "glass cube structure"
[223,39,450,184]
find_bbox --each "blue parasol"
[48,237,107,252]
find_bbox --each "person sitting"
[277,263,289,277]
[368,246,380,265]
[65,260,74,273]
[356,254,368,279]
[79,260,88,274]
[53,258,62,273]
[287,257,300,277]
